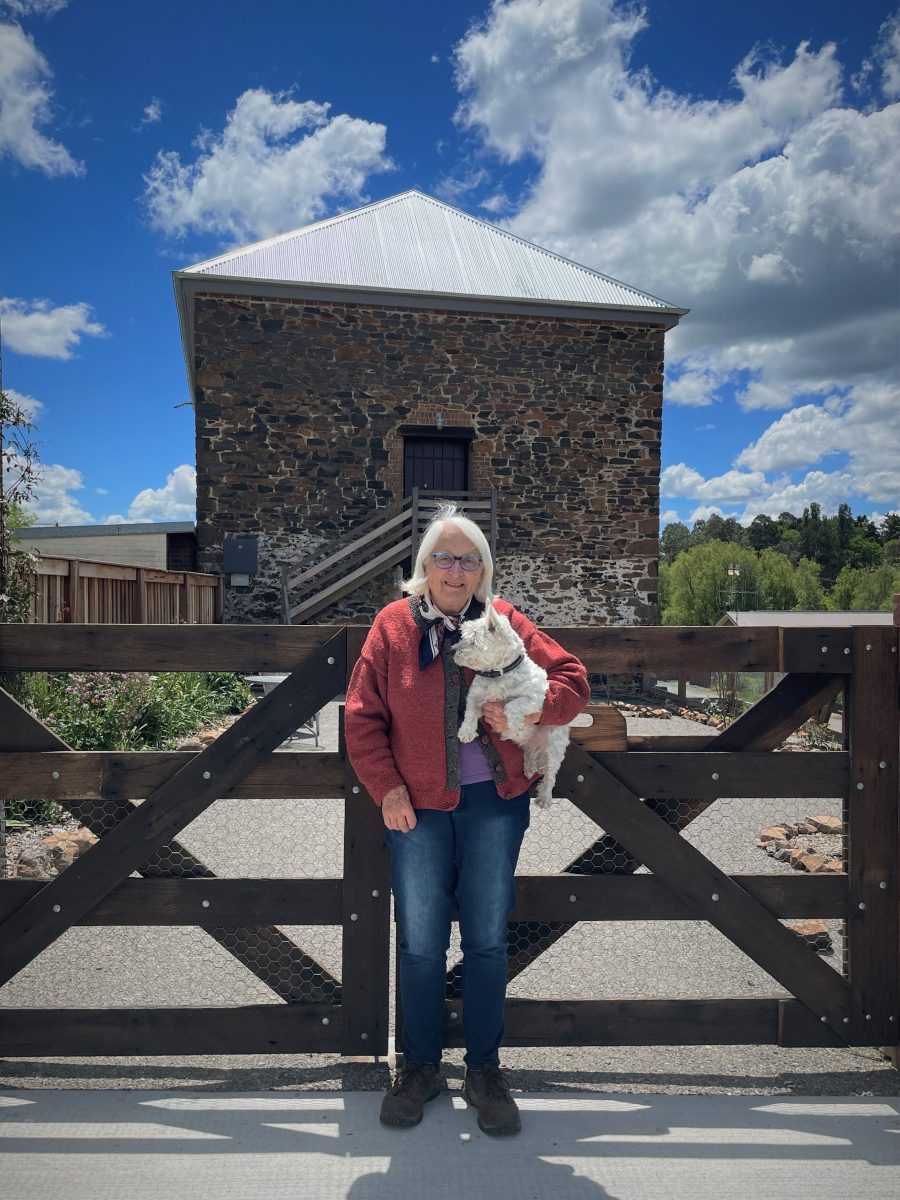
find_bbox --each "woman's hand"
[382,784,417,831]
[481,701,542,733]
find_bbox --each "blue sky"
[2,0,898,530]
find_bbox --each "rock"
[819,858,844,873]
[807,815,842,835]
[765,839,790,854]
[177,737,204,751]
[13,849,55,878]
[798,853,832,873]
[789,848,809,868]
[772,848,793,862]
[788,920,833,950]
[760,825,790,843]
[41,828,98,872]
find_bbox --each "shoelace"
[479,1067,513,1104]
[391,1064,428,1096]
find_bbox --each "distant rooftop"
[721,610,893,627]
[26,522,195,538]
[181,189,685,316]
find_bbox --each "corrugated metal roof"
[183,190,682,313]
[722,610,893,627]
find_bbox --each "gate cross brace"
[0,692,339,1003]
[447,671,845,997]
[0,630,347,989]
[555,742,851,1040]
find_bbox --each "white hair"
[401,503,494,602]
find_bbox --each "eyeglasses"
[430,552,483,573]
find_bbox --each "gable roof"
[180,189,685,315]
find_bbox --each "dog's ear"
[484,599,496,625]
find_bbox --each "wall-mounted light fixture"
[435,412,444,431]
[223,536,258,588]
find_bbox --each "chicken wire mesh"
[1,693,847,1023]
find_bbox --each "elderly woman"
[344,505,588,1136]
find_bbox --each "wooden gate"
[0,625,390,1056]
[0,622,897,1058]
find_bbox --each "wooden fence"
[0,621,896,1059]
[28,555,223,624]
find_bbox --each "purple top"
[459,737,495,785]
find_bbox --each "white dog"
[454,603,571,809]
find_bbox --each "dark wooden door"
[403,436,468,496]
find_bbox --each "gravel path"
[2,702,896,1095]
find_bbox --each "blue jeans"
[385,781,530,1070]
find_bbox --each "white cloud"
[736,383,900,503]
[143,88,393,241]
[744,251,802,285]
[0,2,69,16]
[660,464,704,495]
[665,364,724,407]
[453,0,900,422]
[0,296,105,358]
[135,96,162,130]
[856,12,900,99]
[431,53,440,64]
[435,166,489,202]
[659,509,680,528]
[663,464,769,504]
[661,382,900,520]
[111,464,196,522]
[688,505,726,525]
[479,190,511,214]
[3,386,42,419]
[27,461,92,525]
[0,20,82,176]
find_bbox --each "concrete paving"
[1,1089,898,1200]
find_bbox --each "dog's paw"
[458,724,477,743]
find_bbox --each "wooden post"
[179,573,191,625]
[215,574,224,624]
[67,558,83,623]
[135,568,147,624]
[340,627,391,1056]
[846,626,899,1048]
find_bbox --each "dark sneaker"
[463,1064,521,1136]
[380,1062,442,1127]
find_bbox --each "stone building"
[174,190,687,624]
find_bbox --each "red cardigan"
[344,596,589,810]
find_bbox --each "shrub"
[4,671,254,828]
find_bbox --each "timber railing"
[0,620,896,1059]
[28,555,223,624]
[280,488,497,624]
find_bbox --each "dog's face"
[453,604,525,671]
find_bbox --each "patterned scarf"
[418,593,483,670]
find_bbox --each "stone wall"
[192,292,665,625]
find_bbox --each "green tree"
[793,557,826,610]
[662,541,760,625]
[0,389,42,624]
[757,549,797,609]
[846,563,900,610]
[775,527,802,566]
[747,513,780,552]
[828,565,859,610]
[659,521,692,564]
[658,560,671,614]
[880,513,900,544]
[847,533,883,570]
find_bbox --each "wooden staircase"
[281,489,497,624]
